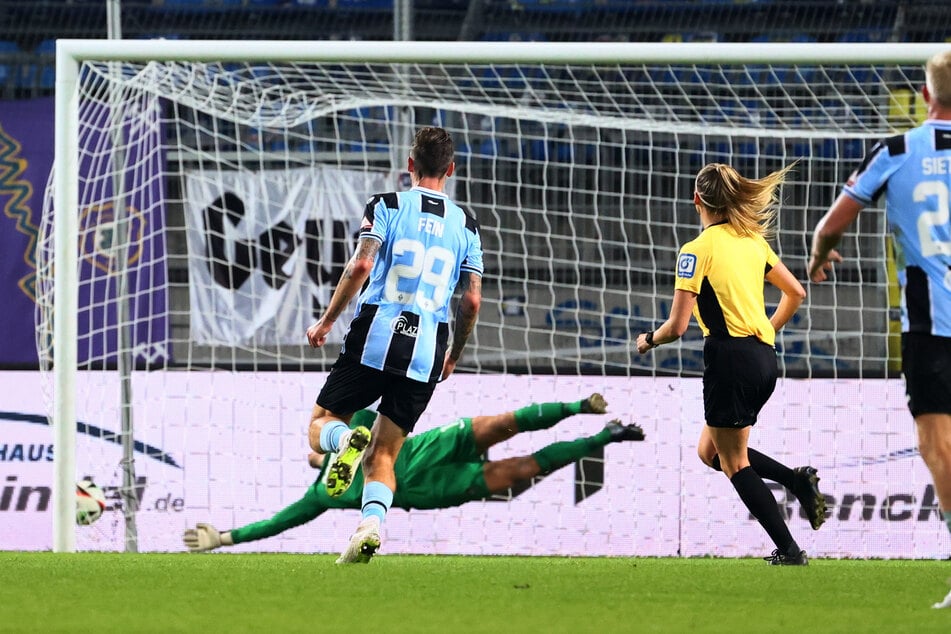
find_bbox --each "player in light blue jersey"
[809,49,951,607]
[305,127,483,564]
[348,167,483,382]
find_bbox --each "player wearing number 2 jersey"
[347,177,482,382]
[305,127,483,564]
[809,50,951,607]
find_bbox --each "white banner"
[0,372,945,558]
[183,167,390,345]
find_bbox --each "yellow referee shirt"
[674,220,778,346]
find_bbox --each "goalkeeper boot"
[932,580,951,609]
[336,517,381,565]
[792,466,827,530]
[764,548,809,566]
[182,523,222,553]
[604,419,646,443]
[325,426,371,498]
[581,393,608,414]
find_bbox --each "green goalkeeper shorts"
[392,417,491,510]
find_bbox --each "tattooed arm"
[441,271,482,380]
[306,237,380,348]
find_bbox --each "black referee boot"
[764,548,809,566]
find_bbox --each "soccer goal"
[39,40,950,557]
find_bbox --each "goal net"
[37,40,950,557]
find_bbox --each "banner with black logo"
[183,167,389,346]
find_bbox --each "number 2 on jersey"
[915,180,951,257]
[385,238,456,311]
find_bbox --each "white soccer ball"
[76,480,107,526]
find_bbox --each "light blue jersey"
[341,187,484,382]
[844,120,951,336]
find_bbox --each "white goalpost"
[40,39,951,557]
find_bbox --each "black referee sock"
[730,466,799,556]
[711,449,795,489]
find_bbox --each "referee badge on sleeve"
[677,253,697,279]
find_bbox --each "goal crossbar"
[56,39,951,65]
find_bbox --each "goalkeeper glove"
[182,522,223,553]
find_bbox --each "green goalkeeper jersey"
[316,415,489,510]
[229,415,490,545]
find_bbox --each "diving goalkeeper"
[183,394,644,557]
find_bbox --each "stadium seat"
[747,33,817,86]
[161,0,210,6]
[35,38,56,54]
[334,106,392,153]
[704,96,745,125]
[33,39,56,90]
[652,33,717,85]
[158,0,247,9]
[661,31,717,44]
[836,29,889,45]
[836,31,892,88]
[336,0,393,8]
[817,137,866,162]
[0,40,20,91]
[512,0,589,13]
[512,0,640,12]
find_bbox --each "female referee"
[636,162,825,565]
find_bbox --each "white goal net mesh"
[35,45,947,557]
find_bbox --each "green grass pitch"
[1,553,950,633]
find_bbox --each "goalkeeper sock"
[730,466,799,555]
[944,510,951,536]
[514,401,583,432]
[361,480,393,524]
[533,429,611,474]
[710,449,794,489]
[319,419,348,453]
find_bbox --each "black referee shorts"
[316,353,438,433]
[702,335,778,429]
[902,332,951,417]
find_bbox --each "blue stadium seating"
[333,0,392,8]
[33,39,55,90]
[836,29,889,45]
[0,40,19,89]
[34,39,55,54]
[834,30,889,86]
[745,33,817,87]
[513,0,634,11]
[161,0,212,6]
[292,0,392,6]
[650,33,717,86]
[162,0,248,8]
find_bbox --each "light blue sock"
[319,420,348,453]
[944,510,951,536]
[361,481,393,524]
